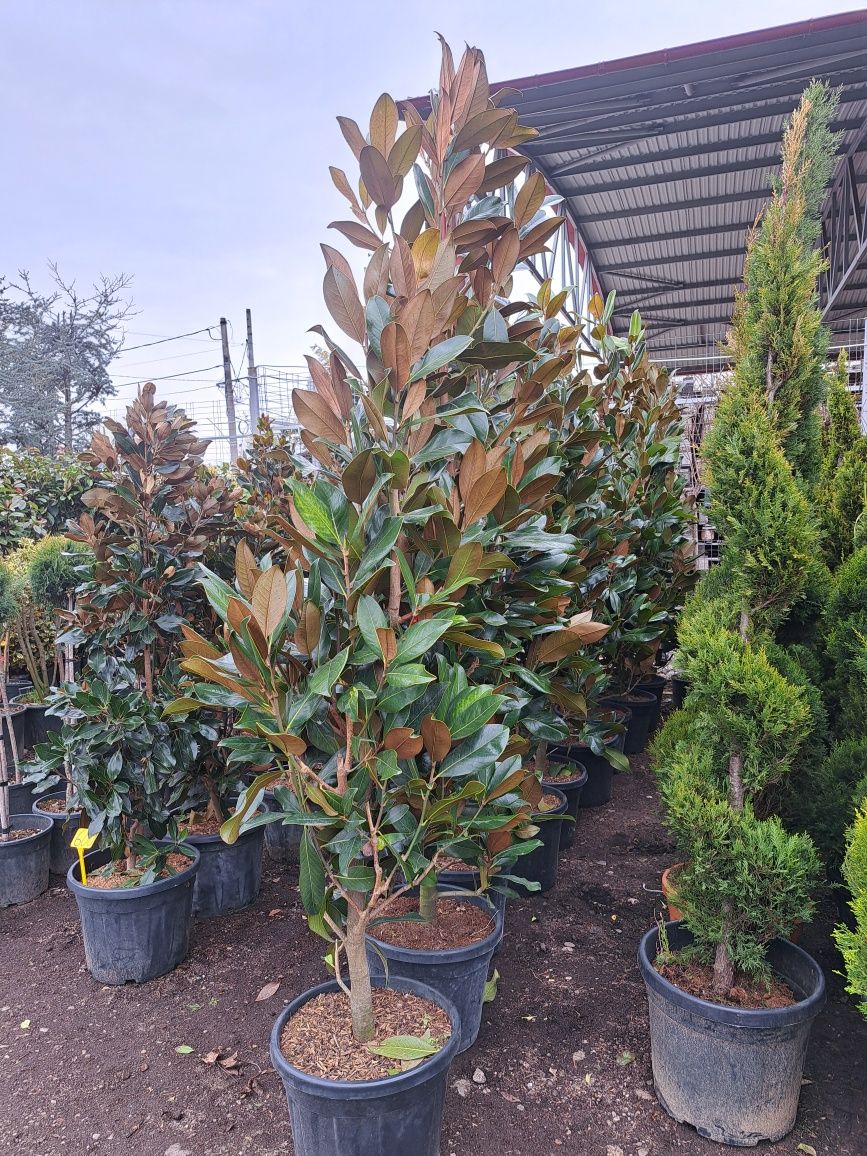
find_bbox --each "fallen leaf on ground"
[255,980,282,1002]
[175,1045,194,1055]
[797,1146,817,1156]
[19,1020,30,1030]
[616,1050,634,1066]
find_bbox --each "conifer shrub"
[834,803,867,1017]
[822,546,867,739]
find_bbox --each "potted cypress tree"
[642,376,826,1143]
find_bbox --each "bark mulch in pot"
[655,959,796,1009]
[371,897,494,950]
[279,987,451,1081]
[84,854,192,890]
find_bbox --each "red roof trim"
[406,9,867,108]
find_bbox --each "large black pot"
[638,921,825,1146]
[176,811,265,918]
[0,814,52,906]
[67,846,200,984]
[270,976,460,1156]
[1,703,28,766]
[8,778,52,814]
[542,756,587,851]
[601,689,657,754]
[637,675,666,734]
[13,696,61,750]
[510,784,568,897]
[263,791,301,864]
[556,712,628,809]
[366,889,501,1052]
[32,790,81,875]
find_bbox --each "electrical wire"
[110,363,223,385]
[119,326,219,353]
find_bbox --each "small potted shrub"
[59,657,200,983]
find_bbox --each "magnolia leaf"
[359,145,398,210]
[329,219,381,251]
[483,969,500,1003]
[252,567,288,638]
[292,388,346,445]
[235,540,258,600]
[175,1045,194,1055]
[366,1034,440,1061]
[255,980,282,1002]
[421,715,452,762]
[323,265,366,345]
[342,449,379,505]
[409,335,473,384]
[458,341,535,369]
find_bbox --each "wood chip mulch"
[656,959,796,1008]
[279,987,451,1081]
[0,827,41,842]
[370,896,495,950]
[85,852,192,889]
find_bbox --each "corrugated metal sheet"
[492,11,867,368]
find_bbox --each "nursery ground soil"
[0,827,40,842]
[2,748,865,1155]
[85,854,192,890]
[279,987,451,1081]
[655,958,796,1009]
[371,897,495,950]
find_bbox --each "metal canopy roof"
[484,12,867,369]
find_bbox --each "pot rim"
[269,975,461,1098]
[534,782,569,816]
[0,813,53,846]
[367,889,502,963]
[67,844,201,899]
[172,798,263,846]
[601,688,658,707]
[542,760,588,790]
[638,920,826,1029]
[32,789,81,819]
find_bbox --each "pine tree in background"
[727,82,840,482]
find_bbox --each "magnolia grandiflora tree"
[178,39,608,1044]
[727,82,839,481]
[36,386,241,874]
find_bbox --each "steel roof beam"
[546,122,865,179]
[574,189,767,224]
[561,153,783,195]
[589,220,758,249]
[598,246,745,271]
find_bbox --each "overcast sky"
[1,0,853,437]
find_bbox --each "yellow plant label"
[71,829,97,851]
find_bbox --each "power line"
[110,363,223,384]
[119,326,219,353]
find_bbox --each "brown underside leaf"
[323,265,366,344]
[252,566,288,637]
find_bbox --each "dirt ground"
[2,754,865,1156]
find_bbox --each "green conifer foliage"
[817,350,867,566]
[834,803,867,1017]
[726,82,839,481]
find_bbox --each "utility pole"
[246,308,261,428]
[220,317,239,462]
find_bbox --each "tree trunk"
[712,932,735,996]
[63,368,73,452]
[418,872,438,924]
[534,739,549,779]
[345,895,375,1042]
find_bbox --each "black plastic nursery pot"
[671,673,690,710]
[177,811,265,918]
[13,697,61,750]
[557,712,628,809]
[509,784,568,897]
[32,790,81,875]
[0,814,52,906]
[263,791,301,864]
[437,867,507,921]
[637,675,666,734]
[541,756,587,851]
[270,976,460,1156]
[366,889,502,1053]
[638,920,826,1147]
[8,778,51,813]
[2,703,28,764]
[600,689,658,754]
[67,847,201,984]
